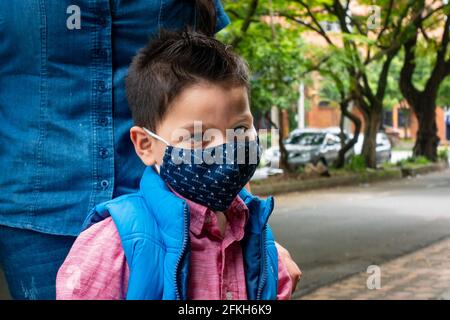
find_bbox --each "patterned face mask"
[143,127,261,211]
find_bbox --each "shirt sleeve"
[56,217,129,300]
[214,0,231,33]
[277,253,293,300]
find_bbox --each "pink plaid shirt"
[56,195,292,300]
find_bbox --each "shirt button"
[92,49,107,59]
[226,292,233,300]
[100,180,109,190]
[98,81,107,92]
[99,147,108,159]
[99,117,108,127]
[98,16,108,27]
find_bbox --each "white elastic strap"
[142,127,170,146]
[251,126,258,138]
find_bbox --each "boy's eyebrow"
[179,113,253,132]
[180,123,203,132]
[232,113,253,124]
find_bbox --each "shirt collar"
[171,189,249,240]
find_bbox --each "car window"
[288,134,305,144]
[326,135,340,145]
[297,133,325,146]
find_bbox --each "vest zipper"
[256,197,274,300]
[174,203,189,300]
[256,225,268,300]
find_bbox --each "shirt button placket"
[92,1,113,202]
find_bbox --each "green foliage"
[218,0,449,168]
[372,55,404,111]
[437,79,450,107]
[243,26,306,113]
[396,156,430,167]
[344,155,367,172]
[438,148,449,162]
[218,2,308,114]
[296,166,305,174]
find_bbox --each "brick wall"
[305,102,448,144]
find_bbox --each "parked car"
[353,132,392,164]
[263,128,354,168]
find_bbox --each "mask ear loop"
[142,127,171,146]
[142,127,171,172]
[251,127,258,140]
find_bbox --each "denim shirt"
[0,0,230,236]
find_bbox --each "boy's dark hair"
[125,30,250,131]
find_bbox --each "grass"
[438,147,448,162]
[343,155,367,172]
[396,156,430,169]
[255,149,445,187]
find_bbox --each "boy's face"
[130,82,254,167]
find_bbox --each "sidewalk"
[252,162,448,196]
[300,237,450,300]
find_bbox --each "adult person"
[0,0,300,299]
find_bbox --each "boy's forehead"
[160,83,252,131]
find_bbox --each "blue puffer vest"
[82,166,278,300]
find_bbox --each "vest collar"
[238,187,274,234]
[139,166,188,249]
[138,165,274,245]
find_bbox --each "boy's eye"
[232,126,257,142]
[234,126,249,134]
[189,134,203,142]
[185,133,204,148]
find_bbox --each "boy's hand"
[275,242,302,293]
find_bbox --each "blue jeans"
[0,225,75,300]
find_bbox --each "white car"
[263,128,353,168]
[353,132,392,164]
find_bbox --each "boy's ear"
[130,126,158,166]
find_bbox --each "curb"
[252,162,448,197]
[401,161,449,177]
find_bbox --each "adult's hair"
[190,0,217,36]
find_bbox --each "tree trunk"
[264,109,291,172]
[361,108,381,168]
[399,19,449,163]
[412,97,440,161]
[278,108,292,172]
[334,102,362,168]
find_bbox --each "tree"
[305,46,362,168]
[399,1,450,161]
[218,0,307,171]
[277,0,421,168]
[221,0,446,168]
[320,72,363,169]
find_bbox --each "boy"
[56,30,292,300]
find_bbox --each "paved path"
[301,236,450,299]
[269,169,450,298]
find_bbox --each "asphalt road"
[269,168,450,298]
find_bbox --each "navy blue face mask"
[143,128,261,212]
